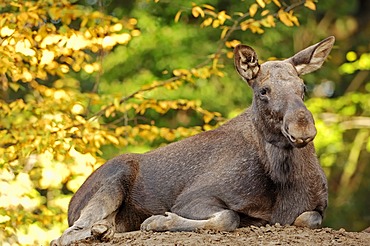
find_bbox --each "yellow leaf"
[161,128,176,142]
[106,135,120,145]
[261,10,270,16]
[192,6,204,18]
[0,26,15,37]
[67,176,87,193]
[202,17,213,27]
[240,20,250,31]
[256,0,266,8]
[260,18,270,27]
[174,10,182,23]
[105,106,115,117]
[110,23,123,32]
[212,19,220,28]
[114,97,120,109]
[290,13,300,26]
[346,51,357,62]
[71,104,84,115]
[203,4,215,10]
[304,0,316,10]
[203,112,214,123]
[217,11,230,24]
[215,69,224,77]
[134,93,144,100]
[272,0,282,7]
[278,9,293,26]
[225,39,241,48]
[9,82,20,92]
[0,215,10,223]
[268,15,276,26]
[203,124,213,131]
[83,64,95,74]
[80,17,88,28]
[22,69,33,82]
[249,3,258,17]
[234,11,245,17]
[226,51,234,59]
[250,22,264,34]
[15,39,35,56]
[220,27,229,39]
[173,69,190,76]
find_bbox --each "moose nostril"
[296,138,304,144]
[304,137,313,143]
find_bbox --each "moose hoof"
[91,220,115,242]
[293,211,322,229]
[49,225,93,246]
[141,212,179,232]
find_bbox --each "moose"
[51,36,335,245]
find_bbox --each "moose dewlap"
[51,36,335,246]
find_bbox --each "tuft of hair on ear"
[234,44,260,84]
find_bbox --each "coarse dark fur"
[51,36,335,246]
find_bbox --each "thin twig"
[90,76,181,119]
[284,0,306,12]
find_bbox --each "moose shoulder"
[51,36,335,246]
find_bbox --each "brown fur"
[51,36,335,246]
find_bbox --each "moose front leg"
[50,181,124,246]
[141,210,240,232]
[293,211,322,229]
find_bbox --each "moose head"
[234,37,335,149]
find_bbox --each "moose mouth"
[281,126,314,148]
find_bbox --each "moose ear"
[234,44,260,85]
[287,36,335,75]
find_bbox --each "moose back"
[51,36,335,246]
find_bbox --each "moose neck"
[263,142,296,184]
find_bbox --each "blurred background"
[0,0,369,245]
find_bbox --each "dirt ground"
[72,224,370,246]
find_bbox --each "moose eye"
[260,88,268,95]
[258,87,270,101]
[259,87,270,96]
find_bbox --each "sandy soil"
[71,224,370,246]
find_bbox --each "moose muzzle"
[281,107,317,148]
